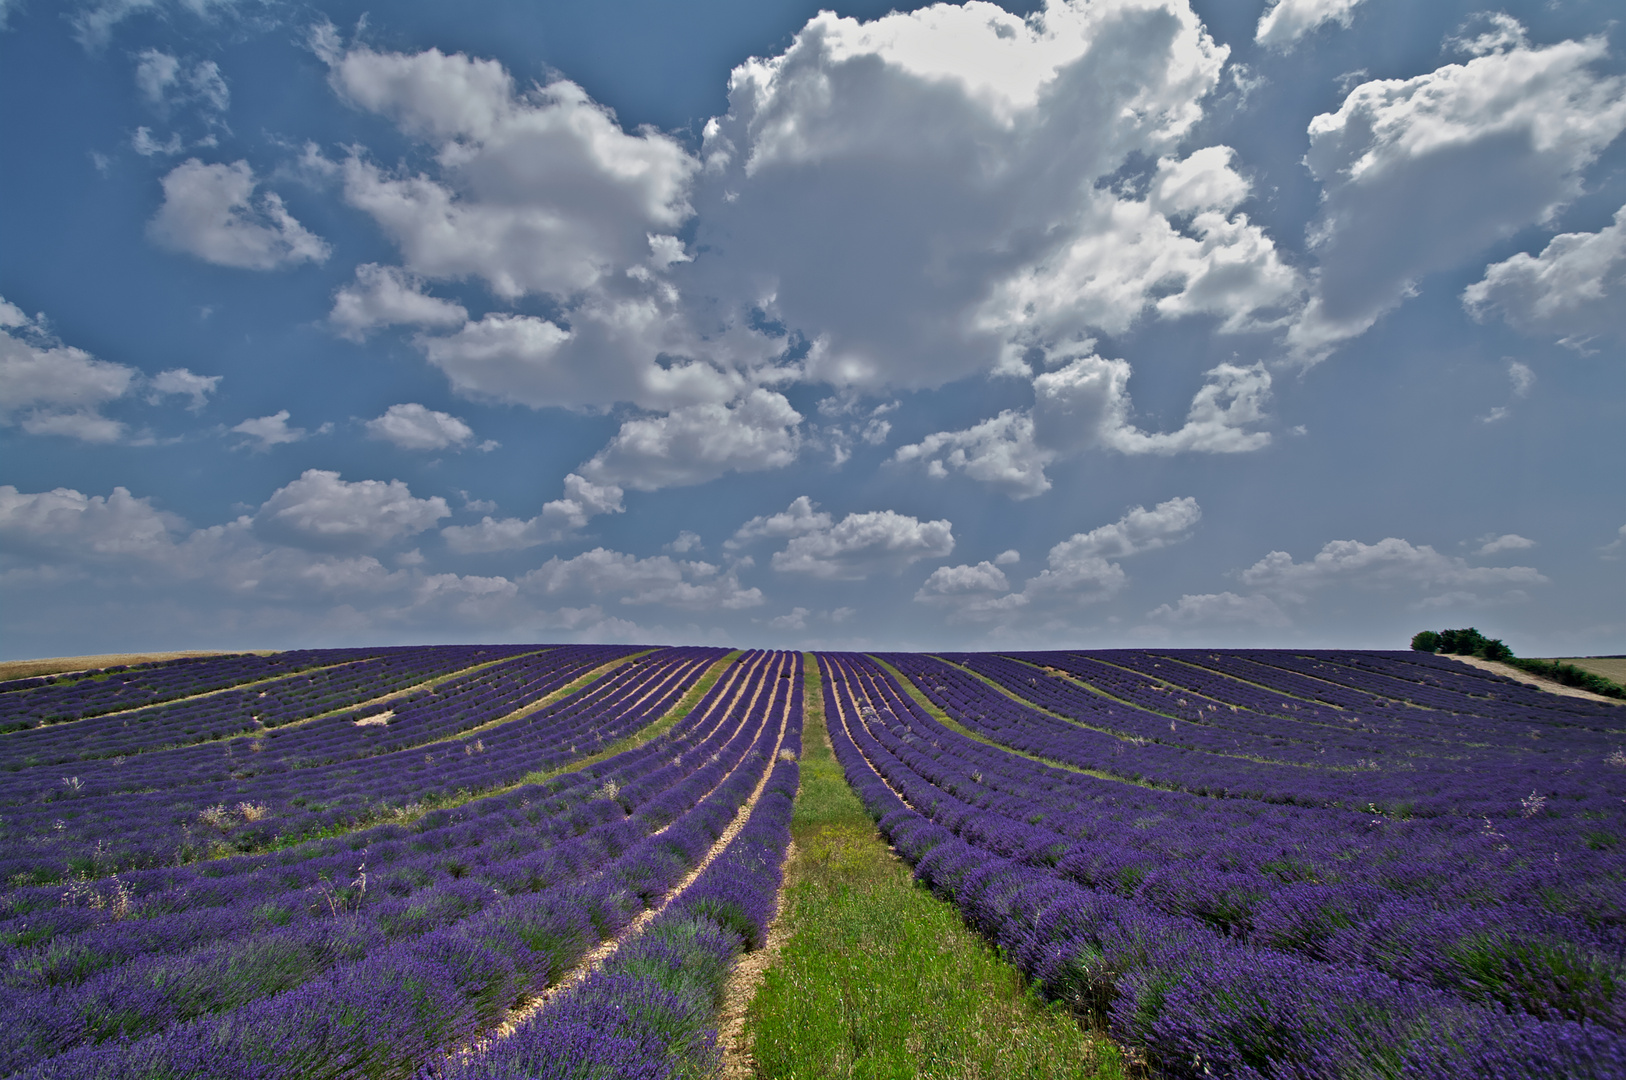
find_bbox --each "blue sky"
[1,0,1621,659]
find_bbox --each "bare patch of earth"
[1444,655,1624,705]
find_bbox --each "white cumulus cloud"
[230,410,311,451]
[1240,536,1548,605]
[1475,533,1536,557]
[0,298,137,442]
[0,484,182,558]
[442,473,624,554]
[579,389,803,492]
[727,495,832,549]
[364,403,474,451]
[149,367,219,410]
[1290,24,1626,357]
[1254,0,1365,50]
[327,40,696,297]
[895,356,1271,497]
[331,264,468,341]
[765,504,954,580]
[1464,203,1626,346]
[522,547,762,611]
[913,496,1201,621]
[252,469,449,553]
[148,159,330,270]
[698,1,1299,392]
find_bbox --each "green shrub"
[1409,629,1626,699]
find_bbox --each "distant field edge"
[1547,657,1626,686]
[0,650,275,681]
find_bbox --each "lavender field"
[1,645,1622,1078]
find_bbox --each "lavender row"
[0,649,395,732]
[964,652,1624,782]
[0,645,548,769]
[0,649,722,941]
[1025,650,1578,755]
[0,647,722,884]
[865,654,1626,927]
[0,651,766,1071]
[0,645,633,804]
[842,656,1626,1022]
[821,653,1626,1077]
[1077,649,1551,752]
[1280,649,1626,721]
[1187,650,1626,729]
[931,653,1536,772]
[7,652,798,1078]
[0,653,734,1010]
[886,654,1624,818]
[440,744,802,1080]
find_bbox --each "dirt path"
[1443,655,1624,705]
[449,652,794,1061]
[716,838,795,1080]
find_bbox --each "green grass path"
[740,654,1124,1079]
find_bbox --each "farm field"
[0,645,1622,1078]
[1553,657,1626,687]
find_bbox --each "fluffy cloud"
[698,0,1298,391]
[1291,23,1626,356]
[523,547,762,610]
[1464,204,1626,345]
[326,39,696,297]
[364,403,474,451]
[1028,495,1200,593]
[757,502,954,580]
[1475,533,1536,557]
[1145,591,1291,627]
[442,473,624,554]
[895,357,1271,497]
[149,367,219,410]
[727,495,830,549]
[252,470,449,554]
[1240,537,1547,604]
[330,264,468,341]
[913,496,1200,620]
[0,298,136,442]
[0,480,532,639]
[1254,0,1365,50]
[894,411,1050,499]
[1048,496,1201,561]
[318,3,1305,485]
[0,484,182,559]
[416,308,747,413]
[148,160,330,270]
[917,560,1011,597]
[230,410,311,451]
[975,149,1301,347]
[578,389,802,491]
[320,36,790,416]
[914,560,1027,619]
